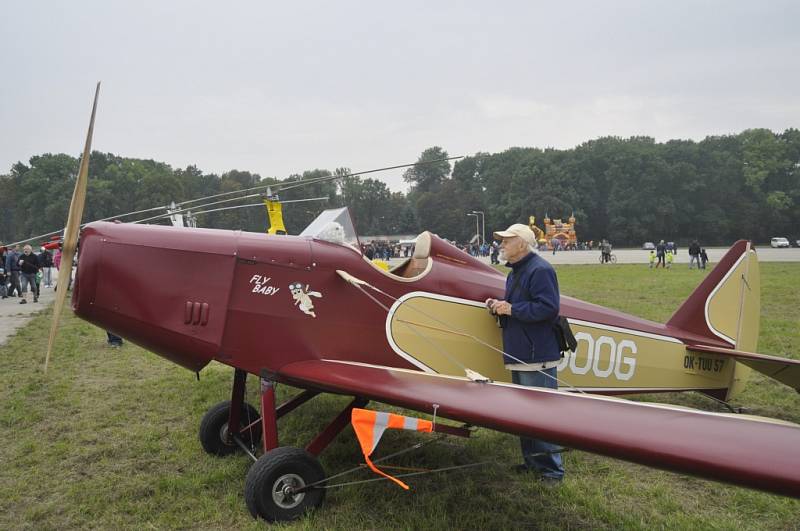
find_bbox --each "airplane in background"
[39,85,800,522]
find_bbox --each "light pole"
[471,210,485,247]
[467,212,480,246]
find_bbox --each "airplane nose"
[73,221,238,372]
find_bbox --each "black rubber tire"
[245,447,326,522]
[199,400,262,456]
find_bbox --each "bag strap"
[506,269,524,302]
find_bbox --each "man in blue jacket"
[486,223,565,483]
[5,245,21,297]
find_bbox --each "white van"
[770,237,790,248]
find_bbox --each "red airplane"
[43,85,800,523]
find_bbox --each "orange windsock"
[351,408,433,490]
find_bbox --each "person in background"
[0,245,7,298]
[18,244,40,304]
[39,246,53,288]
[648,250,656,269]
[6,245,21,297]
[490,240,500,265]
[32,249,42,300]
[601,239,612,263]
[666,249,674,269]
[0,251,6,299]
[655,240,666,268]
[688,240,701,269]
[700,248,709,269]
[53,246,72,290]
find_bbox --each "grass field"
[0,263,798,530]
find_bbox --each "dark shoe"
[19,299,27,304]
[34,297,38,303]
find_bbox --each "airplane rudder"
[666,240,755,346]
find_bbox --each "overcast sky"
[1,1,798,191]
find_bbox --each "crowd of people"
[350,235,715,271]
[1,244,61,303]
[361,242,405,260]
[2,243,123,346]
[648,239,708,269]
[361,237,615,266]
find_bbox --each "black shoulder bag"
[554,316,578,354]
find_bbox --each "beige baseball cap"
[493,223,536,246]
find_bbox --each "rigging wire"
[130,192,268,224]
[344,279,486,381]
[337,270,587,393]
[187,196,329,219]
[297,436,567,492]
[5,155,464,246]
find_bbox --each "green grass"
[0,263,798,530]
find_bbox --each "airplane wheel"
[245,447,326,522]
[199,400,262,456]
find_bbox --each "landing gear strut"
[199,368,262,456]
[199,368,369,522]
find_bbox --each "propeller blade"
[44,82,100,373]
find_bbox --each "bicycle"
[599,253,617,264]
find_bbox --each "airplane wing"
[274,359,800,498]
[687,343,800,392]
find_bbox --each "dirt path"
[0,283,56,346]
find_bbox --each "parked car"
[770,237,790,248]
[793,239,800,248]
[643,242,655,250]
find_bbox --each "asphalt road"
[517,246,800,265]
[387,246,800,266]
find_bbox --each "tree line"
[1,128,798,246]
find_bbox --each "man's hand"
[487,298,512,316]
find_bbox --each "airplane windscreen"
[299,207,361,252]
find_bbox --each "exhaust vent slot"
[185,301,210,326]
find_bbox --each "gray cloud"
[1,1,798,190]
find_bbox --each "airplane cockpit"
[300,207,432,280]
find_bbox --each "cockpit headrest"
[413,232,432,260]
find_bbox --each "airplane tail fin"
[667,240,760,399]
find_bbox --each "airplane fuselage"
[72,222,746,399]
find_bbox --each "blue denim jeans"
[20,273,37,296]
[512,368,565,479]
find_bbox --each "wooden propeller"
[44,82,100,373]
